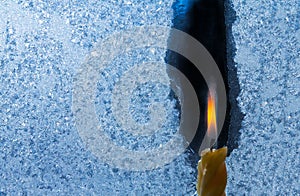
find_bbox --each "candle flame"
[207,92,217,140]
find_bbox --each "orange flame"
[207,92,217,140]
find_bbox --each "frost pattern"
[0,0,197,195]
[226,0,300,195]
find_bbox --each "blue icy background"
[0,0,197,195]
[0,0,299,195]
[225,0,300,195]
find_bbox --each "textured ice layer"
[0,0,198,195]
[225,0,300,195]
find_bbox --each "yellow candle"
[197,147,227,196]
[196,90,227,196]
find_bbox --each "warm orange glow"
[207,93,217,140]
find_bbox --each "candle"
[196,147,227,196]
[196,91,227,196]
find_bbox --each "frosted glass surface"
[0,1,197,195]
[226,0,300,195]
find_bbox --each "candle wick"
[209,138,217,149]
